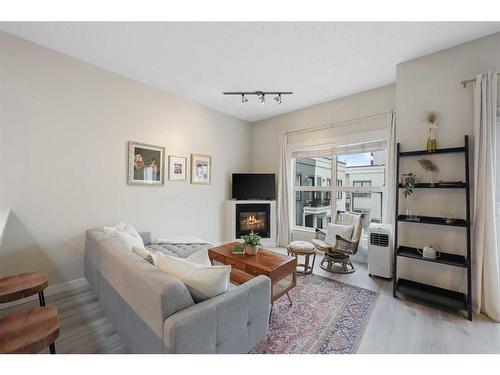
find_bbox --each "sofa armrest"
[163,275,271,353]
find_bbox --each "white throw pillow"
[324,223,354,245]
[186,249,212,266]
[153,252,230,302]
[132,246,154,263]
[102,222,144,249]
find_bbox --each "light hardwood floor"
[2,250,499,354]
[0,284,127,354]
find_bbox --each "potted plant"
[241,231,262,256]
[401,173,417,198]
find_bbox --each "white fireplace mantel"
[224,200,277,247]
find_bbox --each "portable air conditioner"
[368,223,393,279]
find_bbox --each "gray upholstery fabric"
[163,276,271,353]
[84,229,271,353]
[146,243,211,258]
[139,232,152,246]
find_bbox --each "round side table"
[0,272,48,306]
[0,307,60,354]
[287,241,316,275]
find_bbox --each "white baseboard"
[0,277,89,310]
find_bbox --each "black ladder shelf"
[393,135,472,321]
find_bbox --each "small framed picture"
[128,142,165,186]
[190,154,211,185]
[169,155,187,181]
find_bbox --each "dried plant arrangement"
[418,159,438,172]
[426,112,438,126]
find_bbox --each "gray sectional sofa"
[84,229,271,353]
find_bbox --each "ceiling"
[1,22,500,122]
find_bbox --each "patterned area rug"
[252,274,379,354]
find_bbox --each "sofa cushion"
[132,246,154,263]
[153,252,230,303]
[102,221,144,249]
[146,243,211,258]
[186,249,212,266]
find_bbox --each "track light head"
[223,91,292,105]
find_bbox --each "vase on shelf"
[429,171,437,187]
[426,127,437,152]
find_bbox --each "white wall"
[0,32,251,286]
[396,32,500,292]
[250,84,395,174]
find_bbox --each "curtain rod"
[284,110,390,137]
[460,73,500,87]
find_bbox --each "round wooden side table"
[287,241,316,275]
[0,272,48,306]
[0,272,57,353]
[0,307,60,354]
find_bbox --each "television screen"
[232,173,276,200]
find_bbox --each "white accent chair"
[313,211,365,274]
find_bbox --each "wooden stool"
[0,307,60,354]
[287,241,316,274]
[0,272,49,307]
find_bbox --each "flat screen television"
[232,173,276,200]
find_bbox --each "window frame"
[292,152,386,232]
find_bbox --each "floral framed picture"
[190,154,211,185]
[168,155,187,181]
[128,141,165,186]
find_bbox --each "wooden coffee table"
[209,242,297,309]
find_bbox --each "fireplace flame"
[244,215,262,225]
[241,214,265,230]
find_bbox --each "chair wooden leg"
[286,292,292,306]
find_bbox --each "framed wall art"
[190,153,211,185]
[168,155,187,181]
[128,141,165,186]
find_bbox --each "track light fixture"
[223,91,293,105]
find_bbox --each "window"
[295,174,302,201]
[294,157,332,229]
[336,180,343,199]
[293,149,386,230]
[353,181,372,198]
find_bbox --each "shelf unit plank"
[397,246,467,268]
[396,278,467,311]
[399,147,465,157]
[397,215,467,227]
[398,182,466,189]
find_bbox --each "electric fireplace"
[236,203,270,238]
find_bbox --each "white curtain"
[472,71,500,321]
[277,132,291,246]
[383,109,396,228]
